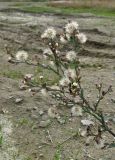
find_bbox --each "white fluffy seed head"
[65,21,79,34]
[16,50,28,61]
[77,33,87,44]
[41,27,56,39]
[66,51,77,61]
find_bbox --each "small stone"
[26,108,31,112]
[38,146,42,149]
[87,94,90,98]
[85,136,93,145]
[81,119,94,126]
[48,107,59,118]
[67,103,74,107]
[111,98,115,103]
[32,106,38,110]
[71,106,83,117]
[112,118,115,123]
[39,110,44,116]
[19,84,29,90]
[1,108,8,114]
[39,120,51,128]
[39,153,44,157]
[57,117,66,124]
[25,74,34,79]
[69,118,72,122]
[15,98,23,104]
[31,114,38,119]
[42,114,49,121]
[8,96,14,99]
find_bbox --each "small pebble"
[39,153,44,157]
[39,120,51,128]
[32,106,38,110]
[31,114,38,120]
[57,117,66,124]
[15,98,23,104]
[39,110,44,116]
[19,84,29,90]
[111,98,115,103]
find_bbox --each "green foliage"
[24,157,32,160]
[34,66,60,86]
[18,118,29,126]
[54,146,61,160]
[0,126,3,147]
[0,70,24,79]
[21,6,115,17]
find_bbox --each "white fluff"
[66,51,77,61]
[65,21,79,34]
[16,50,28,61]
[77,33,87,44]
[41,27,56,39]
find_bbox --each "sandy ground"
[0,4,115,160]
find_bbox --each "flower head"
[77,33,87,44]
[16,50,28,61]
[65,21,79,34]
[66,51,77,61]
[41,27,56,39]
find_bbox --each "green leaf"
[0,134,3,146]
[54,146,61,160]
[80,89,84,99]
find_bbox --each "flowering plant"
[6,21,115,150]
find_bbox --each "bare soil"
[0,4,115,160]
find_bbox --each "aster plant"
[6,21,115,149]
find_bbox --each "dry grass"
[48,0,115,9]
